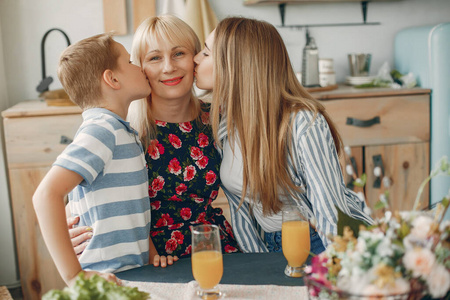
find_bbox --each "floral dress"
[146,102,240,258]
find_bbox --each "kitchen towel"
[125,280,308,300]
[184,0,218,46]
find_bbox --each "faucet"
[36,28,71,93]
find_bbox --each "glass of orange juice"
[282,205,310,277]
[191,224,224,299]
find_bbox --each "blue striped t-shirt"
[54,108,150,273]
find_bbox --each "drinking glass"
[191,225,224,299]
[282,205,310,277]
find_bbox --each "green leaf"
[336,205,369,238]
[374,200,387,211]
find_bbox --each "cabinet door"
[9,167,65,300]
[364,143,429,214]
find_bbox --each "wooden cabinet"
[312,86,431,214]
[2,100,82,300]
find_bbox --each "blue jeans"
[265,225,325,255]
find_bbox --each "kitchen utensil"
[348,53,372,76]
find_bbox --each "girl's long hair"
[211,17,342,215]
[128,15,201,147]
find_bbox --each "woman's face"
[141,37,195,101]
[193,30,214,90]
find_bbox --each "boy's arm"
[33,166,117,285]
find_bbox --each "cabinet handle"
[60,135,73,145]
[346,116,380,127]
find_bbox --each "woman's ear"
[102,69,120,90]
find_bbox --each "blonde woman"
[194,17,373,254]
[68,15,239,268]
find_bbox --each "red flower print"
[184,245,192,255]
[196,212,206,224]
[225,221,235,238]
[197,133,209,147]
[190,193,198,198]
[179,122,193,133]
[168,195,182,201]
[168,134,182,149]
[150,230,163,237]
[148,140,161,160]
[151,176,165,191]
[157,143,165,155]
[148,186,157,198]
[151,201,161,210]
[195,156,209,169]
[155,120,167,127]
[183,165,196,181]
[180,207,192,220]
[205,170,217,185]
[194,197,204,203]
[175,183,187,195]
[201,112,210,125]
[165,238,178,254]
[168,223,183,230]
[168,157,182,175]
[210,190,218,200]
[190,147,203,160]
[225,245,238,253]
[171,231,185,244]
[155,213,174,228]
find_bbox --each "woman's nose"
[163,59,176,73]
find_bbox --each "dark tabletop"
[116,252,309,287]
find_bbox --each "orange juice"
[282,220,310,267]
[192,250,223,289]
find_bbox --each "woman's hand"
[151,254,179,268]
[67,216,92,257]
[68,270,121,287]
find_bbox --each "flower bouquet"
[305,156,450,299]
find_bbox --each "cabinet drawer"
[3,114,83,168]
[323,94,429,147]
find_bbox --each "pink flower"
[194,197,204,203]
[201,112,210,125]
[168,223,183,230]
[179,122,192,133]
[168,158,182,175]
[147,140,161,160]
[190,147,203,160]
[183,165,196,181]
[180,207,192,220]
[210,190,218,200]
[184,244,192,255]
[168,195,182,202]
[165,238,178,254]
[175,183,187,195]
[155,120,167,127]
[151,201,161,210]
[151,176,165,191]
[155,213,174,228]
[148,187,157,198]
[224,245,239,253]
[205,170,217,185]
[171,231,184,244]
[195,156,209,169]
[168,134,182,149]
[197,133,209,147]
[403,248,435,278]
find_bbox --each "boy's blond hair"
[57,33,119,109]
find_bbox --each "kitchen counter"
[309,85,431,100]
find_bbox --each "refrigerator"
[394,23,450,218]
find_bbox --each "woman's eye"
[174,51,184,57]
[148,56,160,62]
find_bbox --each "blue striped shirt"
[54,108,151,272]
[218,110,373,252]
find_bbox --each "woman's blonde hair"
[211,17,342,215]
[128,15,202,147]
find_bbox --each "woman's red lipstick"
[161,76,183,86]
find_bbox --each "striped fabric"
[54,108,151,273]
[217,110,373,253]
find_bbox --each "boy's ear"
[102,69,120,90]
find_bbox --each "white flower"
[382,176,391,188]
[360,278,410,297]
[403,248,435,278]
[373,166,382,177]
[410,215,433,240]
[344,146,351,156]
[346,164,354,175]
[426,263,450,298]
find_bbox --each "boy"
[33,33,152,286]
